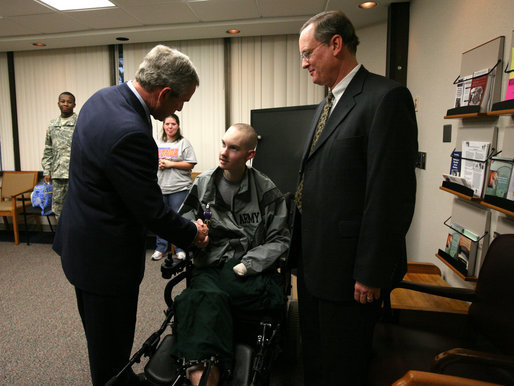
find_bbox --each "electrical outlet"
[416,151,426,169]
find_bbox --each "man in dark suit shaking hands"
[53,45,209,385]
[293,11,418,385]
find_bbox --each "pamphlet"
[505,47,514,101]
[468,68,489,111]
[450,150,461,176]
[486,157,513,198]
[461,140,490,197]
[460,75,473,106]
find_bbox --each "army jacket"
[179,166,291,275]
[41,113,78,179]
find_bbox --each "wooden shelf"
[480,200,514,217]
[444,112,490,119]
[487,108,514,116]
[439,186,477,201]
[435,253,477,282]
[440,186,514,217]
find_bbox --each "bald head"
[227,123,258,150]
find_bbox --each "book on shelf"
[468,68,492,112]
[505,47,514,101]
[485,157,514,198]
[444,222,479,276]
[507,167,514,201]
[461,140,491,198]
[450,150,462,176]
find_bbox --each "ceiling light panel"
[37,0,116,11]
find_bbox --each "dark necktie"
[294,91,334,213]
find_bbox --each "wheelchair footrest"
[144,334,180,385]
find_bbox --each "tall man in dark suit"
[293,11,418,385]
[53,45,209,385]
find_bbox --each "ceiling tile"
[0,0,54,17]
[0,17,40,37]
[112,0,180,6]
[123,3,199,25]
[258,0,324,17]
[64,8,143,29]
[8,13,90,34]
[188,0,260,22]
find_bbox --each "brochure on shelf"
[450,150,462,176]
[461,140,491,197]
[443,219,479,277]
[505,46,514,101]
[454,75,472,107]
[507,167,514,201]
[485,157,513,198]
[468,68,490,111]
[443,173,472,188]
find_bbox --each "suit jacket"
[54,82,197,295]
[294,66,418,302]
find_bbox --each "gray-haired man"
[54,45,209,385]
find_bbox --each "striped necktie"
[294,91,334,213]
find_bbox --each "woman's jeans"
[155,190,189,254]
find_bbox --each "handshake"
[193,219,209,248]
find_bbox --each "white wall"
[357,22,387,76]
[406,0,514,286]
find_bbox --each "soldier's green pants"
[51,178,68,219]
[170,258,285,370]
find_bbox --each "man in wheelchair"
[170,123,291,385]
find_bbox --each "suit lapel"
[307,67,368,159]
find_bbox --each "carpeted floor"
[0,241,187,385]
[0,240,302,385]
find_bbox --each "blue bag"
[31,183,53,215]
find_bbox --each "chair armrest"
[432,347,514,373]
[397,280,476,302]
[393,370,500,385]
[11,187,35,199]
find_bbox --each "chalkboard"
[251,105,317,195]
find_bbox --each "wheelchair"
[107,251,298,386]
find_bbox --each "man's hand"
[354,281,381,304]
[193,219,209,248]
[233,263,247,276]
[43,175,51,184]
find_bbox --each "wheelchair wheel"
[284,299,301,364]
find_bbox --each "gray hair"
[135,45,199,96]
[301,11,359,54]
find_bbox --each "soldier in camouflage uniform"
[41,92,77,219]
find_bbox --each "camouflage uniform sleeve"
[41,126,53,176]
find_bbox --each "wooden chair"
[0,171,39,245]
[370,234,514,385]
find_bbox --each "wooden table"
[390,262,471,314]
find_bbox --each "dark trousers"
[297,268,380,386]
[75,287,140,385]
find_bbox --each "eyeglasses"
[300,42,324,62]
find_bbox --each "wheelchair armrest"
[397,280,477,302]
[432,348,514,373]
